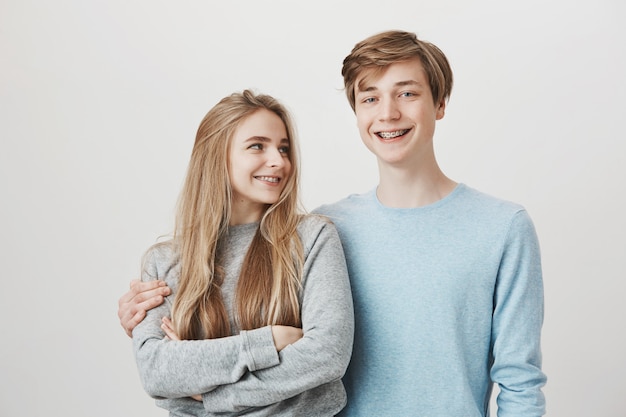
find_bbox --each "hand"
[118,279,170,337]
[271,325,303,352]
[160,317,180,341]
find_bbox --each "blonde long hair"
[172,89,303,340]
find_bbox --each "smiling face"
[228,108,291,224]
[354,58,446,168]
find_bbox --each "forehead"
[232,109,288,142]
[355,58,427,93]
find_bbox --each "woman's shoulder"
[141,239,180,278]
[296,213,340,245]
[143,239,177,258]
[297,213,335,231]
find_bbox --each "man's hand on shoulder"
[118,279,170,337]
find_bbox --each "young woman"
[132,90,354,416]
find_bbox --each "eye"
[363,97,377,104]
[248,143,263,150]
[279,145,290,155]
[400,91,415,98]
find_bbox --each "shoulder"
[455,184,538,241]
[456,184,529,222]
[297,213,336,237]
[313,189,376,221]
[296,214,342,251]
[458,184,523,211]
[141,240,179,280]
[142,240,177,262]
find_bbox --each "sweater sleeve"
[199,220,355,413]
[132,246,280,399]
[490,210,547,416]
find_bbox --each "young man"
[119,30,546,416]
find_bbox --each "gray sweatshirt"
[133,215,354,416]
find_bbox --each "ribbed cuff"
[240,325,279,372]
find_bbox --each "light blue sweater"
[315,184,546,417]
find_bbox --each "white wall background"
[1,0,624,416]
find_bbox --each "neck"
[376,158,456,208]
[229,202,267,225]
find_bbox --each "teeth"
[378,129,408,139]
[256,176,279,183]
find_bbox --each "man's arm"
[491,210,547,416]
[118,279,170,337]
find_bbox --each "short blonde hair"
[342,30,453,111]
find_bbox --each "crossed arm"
[118,279,302,349]
[120,279,304,401]
[121,221,354,412]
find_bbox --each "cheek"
[357,120,373,144]
[355,108,375,131]
[355,116,368,135]
[227,153,237,176]
[284,159,293,178]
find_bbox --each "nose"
[378,98,400,122]
[266,147,286,168]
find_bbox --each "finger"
[161,316,175,332]
[118,281,170,336]
[119,293,168,336]
[134,293,167,313]
[119,280,168,305]
[121,286,170,312]
[130,279,167,292]
[161,318,180,341]
[122,292,164,321]
[136,279,166,293]
[118,280,143,304]
[124,310,147,337]
[119,294,165,329]
[161,317,180,340]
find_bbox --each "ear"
[435,99,446,120]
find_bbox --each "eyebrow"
[244,136,290,144]
[357,79,423,94]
